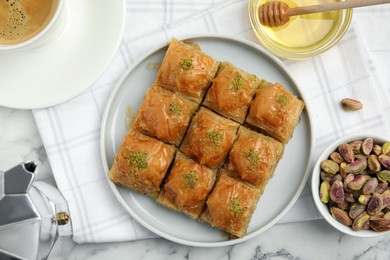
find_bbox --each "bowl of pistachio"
[311,134,390,237]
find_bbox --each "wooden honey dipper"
[259,0,390,27]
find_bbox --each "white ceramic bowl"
[311,134,390,237]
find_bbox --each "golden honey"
[249,0,353,58]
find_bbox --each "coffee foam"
[0,0,58,45]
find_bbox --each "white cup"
[0,0,65,51]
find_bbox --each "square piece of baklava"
[246,83,304,144]
[108,131,176,198]
[225,126,283,193]
[203,62,263,123]
[180,107,239,169]
[157,152,216,219]
[156,38,220,103]
[200,169,260,238]
[132,85,199,146]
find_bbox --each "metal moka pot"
[0,162,69,260]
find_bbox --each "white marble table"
[1,107,390,260]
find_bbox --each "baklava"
[203,62,261,123]
[180,107,239,169]
[246,83,304,144]
[132,85,199,146]
[108,131,176,198]
[225,126,283,193]
[156,38,220,103]
[157,152,216,219]
[200,169,260,238]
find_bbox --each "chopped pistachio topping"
[179,57,193,70]
[277,93,289,106]
[123,151,148,171]
[207,130,223,143]
[230,197,245,217]
[229,73,244,92]
[258,79,271,89]
[243,149,259,171]
[168,101,182,116]
[183,170,198,189]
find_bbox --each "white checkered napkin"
[33,0,390,243]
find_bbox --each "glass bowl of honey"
[248,0,353,59]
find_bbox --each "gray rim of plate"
[100,33,315,247]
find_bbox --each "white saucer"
[0,0,125,109]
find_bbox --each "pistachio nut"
[368,155,381,173]
[347,175,371,191]
[339,162,347,179]
[378,154,390,169]
[343,173,355,190]
[338,143,355,163]
[337,200,350,211]
[351,189,363,199]
[382,142,390,155]
[321,159,340,175]
[345,158,367,174]
[331,174,343,185]
[375,182,388,194]
[320,181,331,203]
[358,194,372,206]
[345,192,356,203]
[349,203,366,219]
[330,152,345,164]
[349,140,362,154]
[382,190,390,208]
[330,180,345,204]
[373,144,382,156]
[341,98,363,111]
[330,207,353,226]
[355,154,368,161]
[367,193,383,216]
[361,137,374,156]
[370,218,390,232]
[370,212,385,220]
[377,170,390,183]
[362,177,379,195]
[352,212,370,231]
[321,171,334,182]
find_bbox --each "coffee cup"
[0,0,65,51]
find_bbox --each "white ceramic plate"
[0,0,125,109]
[100,34,314,247]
